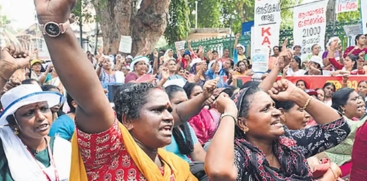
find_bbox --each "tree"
[0,5,10,27]
[164,0,191,45]
[92,0,170,55]
[188,0,222,28]
[72,0,94,47]
[220,0,302,33]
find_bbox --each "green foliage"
[164,0,191,45]
[220,0,302,33]
[72,0,95,25]
[0,5,10,27]
[188,0,222,28]
[336,2,361,22]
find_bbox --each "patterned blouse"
[77,121,175,181]
[234,118,350,181]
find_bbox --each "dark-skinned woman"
[33,0,216,180]
[205,79,350,180]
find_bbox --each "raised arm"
[205,93,238,181]
[34,0,114,133]
[0,46,29,91]
[269,79,341,125]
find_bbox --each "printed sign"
[175,41,186,51]
[293,0,328,55]
[253,0,281,51]
[118,36,132,53]
[251,46,269,73]
[336,0,358,14]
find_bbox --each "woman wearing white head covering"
[160,49,175,65]
[0,84,70,181]
[96,55,125,89]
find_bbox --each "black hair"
[41,84,60,92]
[236,60,246,67]
[296,80,308,89]
[358,80,367,87]
[165,85,185,99]
[331,87,355,112]
[323,82,336,91]
[347,54,358,70]
[274,100,295,112]
[41,85,65,116]
[164,85,194,155]
[66,93,76,113]
[183,82,198,98]
[233,87,261,138]
[311,44,319,50]
[226,86,239,97]
[293,56,302,69]
[212,50,218,54]
[21,78,39,85]
[240,81,260,90]
[355,34,364,45]
[114,83,156,122]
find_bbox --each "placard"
[175,41,186,51]
[118,36,132,53]
[253,0,281,51]
[343,24,363,36]
[251,46,269,73]
[336,0,358,14]
[293,0,328,55]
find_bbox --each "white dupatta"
[0,126,71,181]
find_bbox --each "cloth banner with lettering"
[232,75,367,90]
[336,0,358,14]
[293,0,328,55]
[253,0,281,52]
[362,0,367,34]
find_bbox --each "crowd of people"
[0,0,367,181]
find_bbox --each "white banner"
[336,0,358,14]
[293,0,328,55]
[362,0,367,34]
[253,0,281,51]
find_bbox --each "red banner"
[235,76,367,90]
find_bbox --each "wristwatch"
[39,20,70,38]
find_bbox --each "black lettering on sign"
[302,26,321,38]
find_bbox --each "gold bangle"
[220,114,237,124]
[303,97,312,110]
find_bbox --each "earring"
[14,128,19,135]
[243,127,249,134]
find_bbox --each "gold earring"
[14,128,19,135]
[243,127,249,134]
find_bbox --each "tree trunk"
[92,0,169,56]
[92,0,132,54]
[325,0,336,40]
[130,0,170,55]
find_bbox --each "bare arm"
[190,142,206,162]
[39,27,114,133]
[205,94,238,181]
[173,79,217,126]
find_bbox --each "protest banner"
[253,0,281,51]
[231,75,367,90]
[293,0,328,54]
[336,0,358,14]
